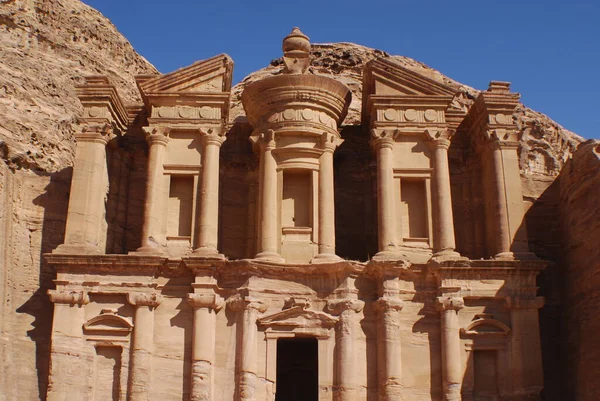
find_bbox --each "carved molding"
[188,293,224,311]
[47,289,89,305]
[504,296,544,310]
[436,295,465,312]
[126,292,163,308]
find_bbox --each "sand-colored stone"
[1,2,598,400]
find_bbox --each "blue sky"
[82,0,599,139]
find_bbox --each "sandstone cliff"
[0,1,591,400]
[559,140,600,401]
[0,1,156,399]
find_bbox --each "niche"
[399,178,428,241]
[167,175,194,239]
[473,350,499,400]
[276,338,318,401]
[281,170,314,262]
[282,170,312,229]
[92,346,121,401]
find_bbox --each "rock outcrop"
[559,140,600,401]
[0,1,156,400]
[0,2,592,400]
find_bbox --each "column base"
[431,250,467,263]
[311,253,342,264]
[53,243,103,255]
[130,245,166,255]
[192,246,225,259]
[254,251,285,263]
[494,251,538,261]
[372,250,406,262]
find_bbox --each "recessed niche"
[167,175,194,238]
[399,178,428,240]
[282,170,312,229]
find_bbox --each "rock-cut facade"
[45,28,548,401]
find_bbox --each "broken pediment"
[137,54,233,95]
[258,306,338,329]
[363,58,457,98]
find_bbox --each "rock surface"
[0,1,594,400]
[559,140,600,401]
[0,1,155,400]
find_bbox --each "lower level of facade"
[45,255,545,401]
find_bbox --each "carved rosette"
[127,292,163,308]
[47,289,89,306]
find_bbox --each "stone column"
[127,292,162,401]
[505,297,544,401]
[328,296,365,401]
[374,296,405,401]
[313,132,341,263]
[137,127,170,253]
[437,295,465,401]
[194,129,226,257]
[229,295,269,401]
[188,293,224,401]
[426,129,460,259]
[489,140,512,259]
[55,124,112,254]
[46,290,90,401]
[371,130,399,259]
[255,130,284,262]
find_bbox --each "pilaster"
[437,294,465,401]
[228,294,270,401]
[126,292,162,401]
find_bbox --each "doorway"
[275,337,318,401]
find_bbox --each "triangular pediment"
[364,58,457,98]
[258,306,338,329]
[137,54,233,94]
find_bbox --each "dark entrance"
[275,337,318,401]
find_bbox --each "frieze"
[152,105,221,120]
[376,107,445,124]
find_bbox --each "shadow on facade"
[17,166,72,400]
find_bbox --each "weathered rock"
[559,140,600,401]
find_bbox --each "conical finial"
[282,27,311,74]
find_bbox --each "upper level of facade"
[52,28,537,264]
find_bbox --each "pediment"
[461,316,510,337]
[258,306,338,329]
[137,54,233,94]
[83,310,133,335]
[363,58,457,98]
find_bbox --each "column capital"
[188,293,224,312]
[327,298,365,315]
[252,129,277,151]
[127,292,163,308]
[370,128,398,150]
[143,126,171,146]
[47,289,89,305]
[76,122,114,145]
[227,294,270,313]
[436,295,464,312]
[374,296,404,313]
[321,131,343,152]
[483,128,519,147]
[424,128,454,149]
[199,127,226,147]
[504,296,544,310]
